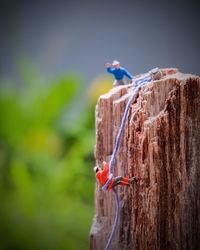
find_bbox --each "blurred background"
[0,0,199,249]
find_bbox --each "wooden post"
[90,70,200,250]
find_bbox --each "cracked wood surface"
[90,70,200,250]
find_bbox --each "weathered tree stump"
[90,69,200,250]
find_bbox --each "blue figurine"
[105,60,133,86]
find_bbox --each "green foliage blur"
[0,67,96,250]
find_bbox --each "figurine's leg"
[113,80,118,86]
[120,177,130,186]
[129,176,139,184]
[112,176,130,187]
[111,176,123,187]
[113,80,125,86]
[118,79,125,85]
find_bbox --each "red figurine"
[94,161,138,190]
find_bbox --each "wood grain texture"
[90,70,200,250]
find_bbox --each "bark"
[90,69,200,250]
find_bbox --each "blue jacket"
[107,67,133,80]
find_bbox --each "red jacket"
[95,162,114,190]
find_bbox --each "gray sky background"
[0,0,199,83]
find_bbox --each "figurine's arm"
[107,67,115,74]
[102,161,109,174]
[124,69,133,79]
[105,63,114,74]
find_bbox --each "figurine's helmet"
[112,60,120,66]
[93,166,99,173]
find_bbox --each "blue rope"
[104,188,119,250]
[103,75,151,250]
[135,73,151,87]
[108,83,143,175]
[102,84,142,191]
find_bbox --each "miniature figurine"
[94,161,138,190]
[105,60,133,86]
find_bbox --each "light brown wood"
[90,69,200,250]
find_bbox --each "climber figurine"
[94,161,138,190]
[105,60,133,86]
